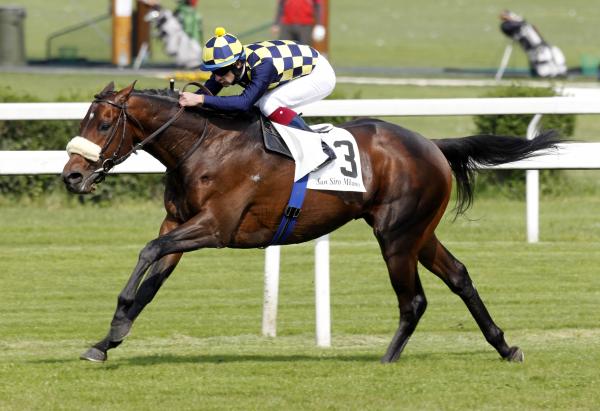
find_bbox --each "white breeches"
[256,54,336,117]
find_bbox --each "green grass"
[1,2,600,408]
[1,197,600,409]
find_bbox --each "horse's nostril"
[64,172,83,185]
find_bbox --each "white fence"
[2,97,600,347]
[3,96,600,121]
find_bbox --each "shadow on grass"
[120,349,497,366]
[26,349,497,367]
[122,353,381,366]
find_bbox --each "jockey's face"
[214,70,236,87]
[213,60,244,87]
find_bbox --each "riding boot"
[269,107,337,163]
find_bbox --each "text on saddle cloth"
[270,122,366,193]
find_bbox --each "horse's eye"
[99,122,111,131]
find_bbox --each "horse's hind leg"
[380,251,427,363]
[372,222,429,363]
[418,235,524,362]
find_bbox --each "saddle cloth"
[269,122,366,193]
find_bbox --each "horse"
[62,81,561,363]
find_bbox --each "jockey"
[178,27,337,146]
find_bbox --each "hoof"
[505,346,524,363]
[80,347,107,362]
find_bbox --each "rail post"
[112,0,132,67]
[526,114,543,243]
[262,245,280,337]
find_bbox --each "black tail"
[433,130,563,215]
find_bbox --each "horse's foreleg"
[418,235,524,362]
[111,217,184,331]
[81,252,183,362]
[81,212,223,362]
[82,216,183,362]
[124,252,183,323]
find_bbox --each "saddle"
[258,112,335,160]
[260,115,293,160]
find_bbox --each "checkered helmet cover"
[201,27,246,70]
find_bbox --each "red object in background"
[187,0,198,6]
[281,0,322,25]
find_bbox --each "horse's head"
[62,81,138,194]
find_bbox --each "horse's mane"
[136,88,180,100]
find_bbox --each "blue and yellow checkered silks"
[201,27,246,70]
[244,40,319,89]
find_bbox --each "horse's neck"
[134,99,259,169]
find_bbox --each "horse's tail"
[432,130,562,215]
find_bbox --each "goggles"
[213,65,234,77]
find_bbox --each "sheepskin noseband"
[66,136,102,162]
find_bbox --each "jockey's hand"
[179,92,204,107]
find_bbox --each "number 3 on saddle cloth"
[261,118,366,245]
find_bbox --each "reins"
[90,82,212,181]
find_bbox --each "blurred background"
[1,0,598,72]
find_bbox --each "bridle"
[88,99,184,183]
[87,82,212,183]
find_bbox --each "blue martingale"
[270,174,309,245]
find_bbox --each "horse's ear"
[115,80,137,103]
[100,81,115,95]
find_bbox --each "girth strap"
[270,174,309,245]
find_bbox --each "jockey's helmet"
[200,27,246,71]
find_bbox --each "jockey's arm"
[202,62,277,112]
[177,76,223,107]
[202,76,223,96]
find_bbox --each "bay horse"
[62,81,560,363]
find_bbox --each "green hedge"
[472,85,575,197]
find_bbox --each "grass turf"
[1,197,599,409]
